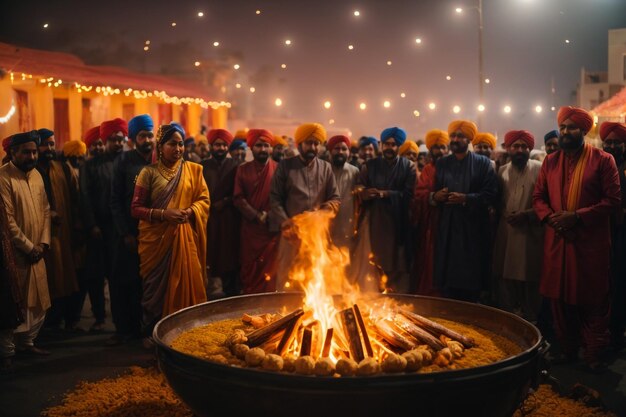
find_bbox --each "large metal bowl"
[154,292,545,417]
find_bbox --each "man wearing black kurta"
[358,127,415,293]
[202,129,241,298]
[432,120,497,302]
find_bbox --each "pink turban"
[326,135,351,152]
[207,129,233,146]
[99,118,128,143]
[504,130,535,150]
[599,122,626,143]
[246,129,274,147]
[557,106,593,133]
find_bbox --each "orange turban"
[399,140,419,156]
[246,129,274,147]
[557,106,593,133]
[195,134,208,146]
[274,135,288,146]
[207,129,233,146]
[83,126,101,148]
[448,120,478,141]
[62,139,87,157]
[234,129,248,140]
[504,130,535,150]
[99,118,128,143]
[599,122,626,142]
[326,135,351,151]
[472,132,496,149]
[294,123,326,144]
[425,129,450,150]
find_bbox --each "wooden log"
[373,320,417,352]
[322,328,334,357]
[245,308,304,347]
[400,309,475,348]
[353,304,374,358]
[308,321,322,358]
[276,316,302,356]
[300,327,313,357]
[394,314,446,351]
[340,307,365,362]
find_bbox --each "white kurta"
[330,163,360,249]
[493,160,544,282]
[0,162,51,328]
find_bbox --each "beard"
[137,141,154,155]
[450,141,468,154]
[332,154,347,167]
[605,148,624,165]
[302,150,316,162]
[272,152,284,162]
[212,150,227,161]
[254,152,269,164]
[17,159,37,172]
[558,133,584,151]
[41,150,55,161]
[383,149,396,159]
[510,153,529,168]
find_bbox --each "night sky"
[2,0,626,142]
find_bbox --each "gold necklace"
[157,159,181,181]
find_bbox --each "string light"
[503,105,512,114]
[353,10,360,17]
[285,39,292,46]
[485,78,490,84]
[171,22,177,27]
[446,75,452,81]
[256,10,261,15]
[415,38,422,44]
[400,92,406,98]
[477,104,485,112]
[235,83,241,89]
[233,64,240,70]
[249,87,256,93]
[348,44,354,50]
[213,41,220,47]
[383,100,391,108]
[413,110,420,117]
[323,101,332,109]
[386,60,392,66]
[428,102,436,110]
[197,11,204,17]
[275,98,283,107]
[194,61,200,67]
[43,23,49,29]
[535,105,542,113]
[359,102,367,110]
[0,100,16,124]
[281,64,287,69]
[453,105,461,114]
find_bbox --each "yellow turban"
[62,139,87,157]
[274,135,288,146]
[234,129,248,140]
[196,134,208,146]
[294,123,326,144]
[425,129,450,150]
[399,140,419,156]
[448,120,478,141]
[472,132,496,149]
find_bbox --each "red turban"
[207,129,233,146]
[504,130,535,150]
[326,135,351,152]
[599,122,626,142]
[83,126,101,148]
[99,118,128,143]
[2,136,12,153]
[246,129,274,148]
[557,106,593,133]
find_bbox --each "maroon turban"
[557,106,593,133]
[2,136,12,153]
[326,135,351,152]
[504,130,535,150]
[246,129,274,148]
[207,128,233,146]
[83,126,101,148]
[99,118,128,143]
[599,122,626,143]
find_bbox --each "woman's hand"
[163,208,189,224]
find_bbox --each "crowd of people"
[0,105,624,374]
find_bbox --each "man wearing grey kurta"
[493,130,544,322]
[269,123,340,290]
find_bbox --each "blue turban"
[359,136,379,150]
[10,130,40,148]
[544,130,559,143]
[156,122,185,145]
[229,139,247,152]
[37,128,54,141]
[128,114,154,140]
[380,127,407,146]
[184,137,195,146]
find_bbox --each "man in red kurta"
[533,106,621,372]
[233,129,279,294]
[411,129,449,295]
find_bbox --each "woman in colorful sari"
[131,122,210,335]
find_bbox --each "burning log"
[340,307,365,362]
[400,309,475,348]
[300,327,313,357]
[353,304,374,358]
[394,314,446,351]
[322,328,334,358]
[245,308,304,347]
[373,320,416,351]
[277,316,302,356]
